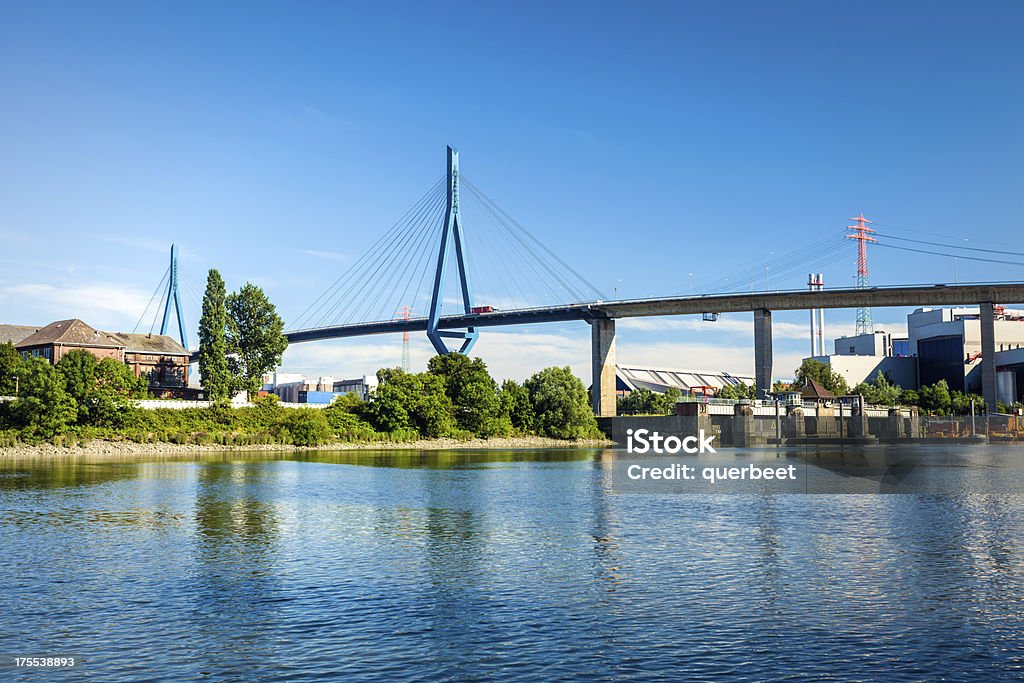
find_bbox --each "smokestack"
[808,273,817,356]
[817,274,826,356]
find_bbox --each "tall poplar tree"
[198,268,231,402]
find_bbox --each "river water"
[1,445,1023,681]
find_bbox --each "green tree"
[226,283,288,400]
[524,366,599,439]
[899,389,919,406]
[56,350,147,426]
[0,341,23,396]
[427,354,501,435]
[795,358,850,396]
[92,358,147,426]
[364,368,456,438]
[655,387,682,414]
[499,379,535,433]
[13,356,78,439]
[851,371,902,406]
[949,390,984,415]
[718,382,757,400]
[323,393,377,437]
[617,387,680,415]
[198,269,232,403]
[918,380,952,414]
[57,349,98,422]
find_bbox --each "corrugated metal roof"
[616,365,755,393]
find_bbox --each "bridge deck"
[283,282,1024,344]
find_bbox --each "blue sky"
[1,1,1021,382]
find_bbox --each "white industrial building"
[808,330,917,390]
[908,306,1024,401]
[804,306,1024,404]
[262,372,379,403]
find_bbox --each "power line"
[875,242,1024,267]
[871,220,1022,251]
[874,231,1024,257]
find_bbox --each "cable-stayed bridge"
[146,147,1024,416]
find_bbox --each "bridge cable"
[462,178,607,300]
[696,232,848,294]
[133,267,170,334]
[696,232,845,289]
[362,190,449,323]
[289,177,444,330]
[463,201,529,310]
[306,180,444,328]
[393,204,448,321]
[463,190,575,307]
[700,245,850,294]
[326,183,445,326]
[325,182,445,326]
[462,179,599,302]
[336,186,447,326]
[462,181,594,303]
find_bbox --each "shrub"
[279,409,333,447]
[525,366,601,439]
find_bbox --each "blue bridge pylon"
[427,146,477,355]
[159,243,189,350]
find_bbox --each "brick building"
[9,319,191,394]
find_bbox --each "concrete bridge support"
[591,318,617,417]
[980,301,997,414]
[754,309,773,399]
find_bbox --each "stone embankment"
[0,436,613,459]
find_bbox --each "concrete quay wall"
[597,412,923,447]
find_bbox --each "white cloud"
[98,235,199,260]
[280,327,592,383]
[618,314,907,343]
[617,316,809,340]
[298,248,350,262]
[278,325,789,385]
[0,282,156,329]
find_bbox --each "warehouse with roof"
[3,319,192,396]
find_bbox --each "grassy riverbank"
[0,435,613,459]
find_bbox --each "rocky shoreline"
[0,435,614,460]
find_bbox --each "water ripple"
[1,448,1023,681]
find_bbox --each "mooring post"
[775,399,782,445]
[838,401,844,441]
